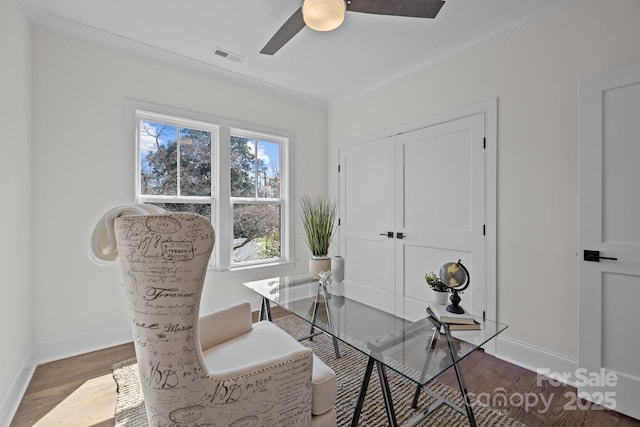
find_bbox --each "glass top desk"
[243,274,508,427]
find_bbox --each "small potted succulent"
[425,271,449,305]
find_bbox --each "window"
[229,133,283,265]
[132,104,291,272]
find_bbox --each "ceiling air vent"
[213,47,244,63]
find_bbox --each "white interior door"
[579,63,640,420]
[396,114,486,321]
[338,113,487,321]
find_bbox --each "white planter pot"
[431,290,449,305]
[309,256,331,279]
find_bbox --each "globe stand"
[446,290,464,314]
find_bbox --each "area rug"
[113,315,525,426]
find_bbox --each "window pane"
[150,203,212,221]
[257,140,280,198]
[140,121,177,195]
[230,136,256,197]
[233,203,281,263]
[179,128,211,196]
[230,136,281,199]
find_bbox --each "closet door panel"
[395,114,485,320]
[339,138,396,313]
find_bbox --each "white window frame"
[125,100,295,277]
[228,128,289,269]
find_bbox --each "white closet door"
[339,137,397,313]
[338,112,488,322]
[395,114,486,321]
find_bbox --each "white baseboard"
[1,321,131,425]
[1,322,132,425]
[495,335,579,387]
[0,347,36,427]
[34,320,132,365]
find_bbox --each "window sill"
[207,261,297,281]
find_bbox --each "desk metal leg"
[407,317,478,427]
[323,298,342,359]
[259,297,272,321]
[411,326,439,408]
[443,325,477,427]
[330,334,342,358]
[351,357,399,427]
[351,357,374,427]
[309,291,320,337]
[377,362,398,426]
[309,282,341,358]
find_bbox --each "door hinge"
[338,164,341,173]
[483,137,486,149]
[483,224,486,236]
[338,218,341,226]
[483,311,486,321]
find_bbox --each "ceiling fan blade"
[347,0,445,19]
[260,7,306,55]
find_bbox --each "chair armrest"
[199,302,253,350]
[202,348,315,426]
[208,346,313,380]
[199,321,324,424]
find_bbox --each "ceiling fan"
[260,0,446,55]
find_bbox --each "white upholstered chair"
[93,208,336,426]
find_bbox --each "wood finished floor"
[11,309,640,426]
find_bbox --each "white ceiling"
[19,0,573,106]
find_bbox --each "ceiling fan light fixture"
[302,0,346,32]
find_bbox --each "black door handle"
[396,232,405,239]
[379,231,393,238]
[584,250,618,262]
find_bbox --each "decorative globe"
[439,262,469,289]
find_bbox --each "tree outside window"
[136,111,287,270]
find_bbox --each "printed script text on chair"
[95,209,336,426]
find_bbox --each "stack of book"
[427,303,481,331]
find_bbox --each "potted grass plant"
[299,194,337,278]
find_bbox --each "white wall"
[0,0,33,417]
[328,0,640,360]
[30,29,328,362]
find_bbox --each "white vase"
[431,290,449,305]
[331,256,345,282]
[309,256,331,279]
